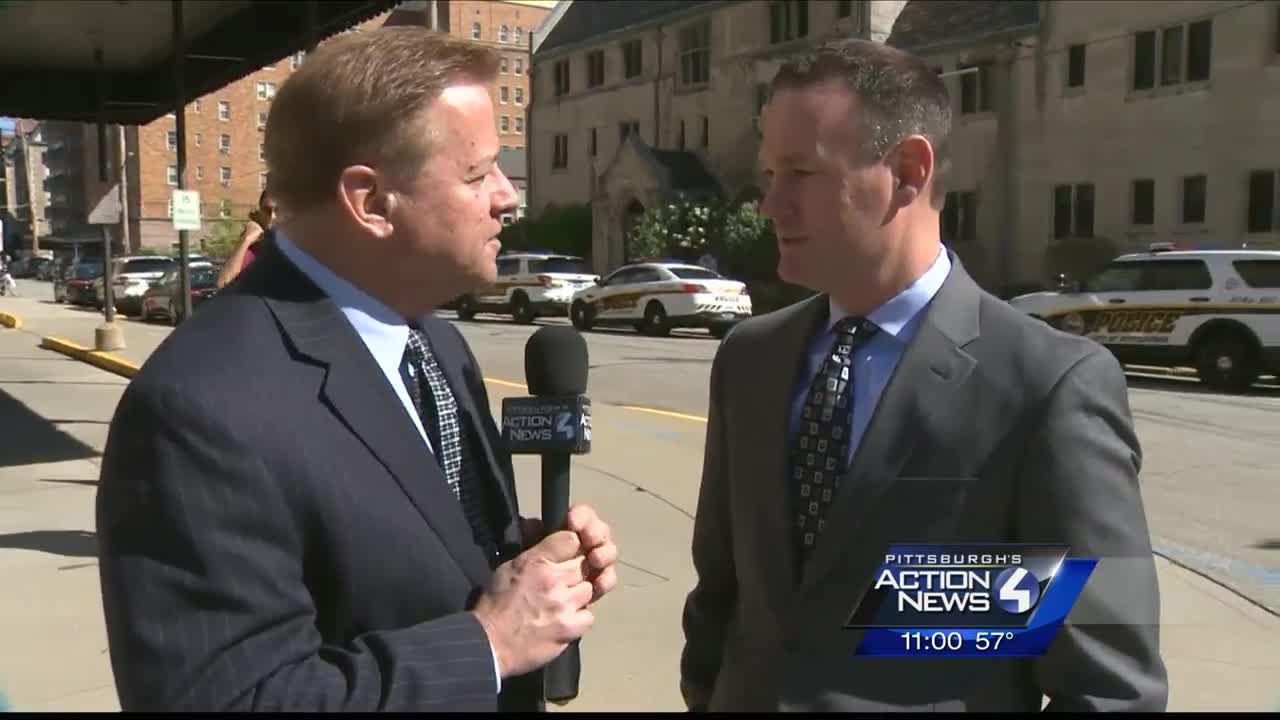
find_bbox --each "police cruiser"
[455,252,598,324]
[1008,245,1280,391]
[569,260,752,338]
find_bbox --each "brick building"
[1,119,50,253]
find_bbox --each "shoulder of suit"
[974,290,1117,389]
[132,292,281,390]
[717,293,820,348]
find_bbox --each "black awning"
[0,0,402,125]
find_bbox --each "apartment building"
[529,0,1280,291]
[0,119,50,253]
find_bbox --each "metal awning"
[0,0,402,124]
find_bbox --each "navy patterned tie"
[400,324,497,560]
[791,316,879,566]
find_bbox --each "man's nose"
[493,168,520,213]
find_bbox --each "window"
[836,1,854,19]
[1246,169,1277,233]
[515,117,524,134]
[1053,183,1094,239]
[258,112,268,130]
[496,258,521,276]
[196,165,204,181]
[619,121,639,141]
[701,116,709,147]
[220,199,232,218]
[1181,174,1207,224]
[1083,263,1144,293]
[500,86,510,103]
[500,115,510,133]
[587,50,605,87]
[959,63,994,113]
[499,25,509,43]
[256,82,276,100]
[167,165,178,186]
[589,128,598,157]
[1234,260,1280,288]
[258,141,265,161]
[500,57,509,73]
[554,60,570,96]
[515,58,524,75]
[194,131,202,147]
[218,100,230,120]
[291,51,305,70]
[1142,260,1213,290]
[193,99,201,113]
[552,134,568,169]
[515,87,524,104]
[515,27,523,46]
[941,191,978,244]
[769,0,808,44]
[166,130,177,151]
[1066,44,1086,88]
[622,39,642,79]
[679,20,710,86]
[678,119,686,150]
[472,22,481,40]
[219,134,231,154]
[259,171,268,190]
[1131,179,1155,225]
[1133,20,1212,91]
[220,166,232,187]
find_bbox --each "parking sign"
[172,189,201,231]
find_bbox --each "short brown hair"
[770,39,952,208]
[264,27,500,212]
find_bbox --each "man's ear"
[337,166,395,238]
[889,135,934,209]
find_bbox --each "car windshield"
[119,258,176,274]
[73,263,103,279]
[668,267,723,280]
[191,268,219,288]
[530,257,591,274]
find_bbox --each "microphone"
[500,326,591,705]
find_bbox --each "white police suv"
[455,252,598,324]
[568,260,752,338]
[1008,245,1280,391]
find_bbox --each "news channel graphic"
[500,395,592,455]
[845,544,1097,658]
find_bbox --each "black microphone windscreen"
[524,326,589,396]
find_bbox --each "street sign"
[88,184,122,225]
[172,189,201,231]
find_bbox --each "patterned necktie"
[791,315,879,567]
[400,325,497,559]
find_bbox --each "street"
[1,277,1278,712]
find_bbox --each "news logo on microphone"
[846,544,1096,658]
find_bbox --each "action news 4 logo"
[845,544,1097,658]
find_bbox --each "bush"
[499,203,592,258]
[625,194,780,280]
[1042,236,1120,287]
[200,218,245,260]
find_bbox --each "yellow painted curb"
[0,311,21,330]
[39,336,140,379]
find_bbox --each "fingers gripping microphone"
[501,326,591,704]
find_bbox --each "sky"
[0,117,13,133]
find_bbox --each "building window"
[554,60,570,96]
[1133,20,1212,91]
[291,51,305,70]
[218,100,230,121]
[1181,174,1207,224]
[259,172,268,190]
[619,121,639,141]
[220,199,232,218]
[622,39,642,79]
[1247,169,1278,233]
[515,27,523,46]
[500,86,510,103]
[1131,179,1155,225]
[1053,183,1094,239]
[679,20,710,86]
[587,50,605,88]
[256,82,277,100]
[259,141,265,161]
[167,165,178,186]
[193,99,202,113]
[219,134,231,154]
[166,130,177,151]
[1066,44,1086,88]
[678,119,686,150]
[590,128,597,157]
[499,25,509,43]
[516,58,524,75]
[941,191,978,244]
[472,22,481,40]
[515,87,524,105]
[258,112,268,130]
[194,131,202,147]
[552,134,568,169]
[196,165,205,181]
[500,56,509,73]
[220,166,232,187]
[769,1,808,44]
[701,116,709,148]
[836,1,854,19]
[515,117,524,134]
[959,63,993,113]
[500,115,510,133]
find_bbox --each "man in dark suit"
[96,28,618,712]
[680,39,1167,711]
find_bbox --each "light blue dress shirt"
[787,247,952,468]
[274,231,503,693]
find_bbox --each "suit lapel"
[797,258,982,598]
[251,243,494,588]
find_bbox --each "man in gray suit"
[680,39,1167,712]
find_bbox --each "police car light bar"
[1147,242,1177,253]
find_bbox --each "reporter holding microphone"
[95,27,617,712]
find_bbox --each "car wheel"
[570,301,594,331]
[709,323,732,340]
[1194,330,1260,392]
[511,293,535,325]
[642,301,670,337]
[456,295,477,321]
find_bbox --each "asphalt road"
[13,278,1280,612]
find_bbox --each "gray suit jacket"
[681,258,1168,712]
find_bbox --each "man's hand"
[471,530,595,679]
[518,504,619,603]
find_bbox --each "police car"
[1008,244,1280,391]
[455,252,598,324]
[568,260,752,338]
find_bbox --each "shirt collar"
[274,229,411,377]
[827,246,952,341]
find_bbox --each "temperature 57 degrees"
[975,631,1015,651]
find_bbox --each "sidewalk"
[1,296,1278,712]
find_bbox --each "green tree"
[200,218,244,260]
[625,195,722,262]
[498,203,593,258]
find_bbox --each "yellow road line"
[483,377,527,390]
[482,377,709,424]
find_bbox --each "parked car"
[56,260,104,305]
[569,261,752,337]
[92,256,178,315]
[454,252,599,324]
[140,265,220,324]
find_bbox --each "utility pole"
[117,124,130,253]
[16,126,39,253]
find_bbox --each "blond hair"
[264,26,500,212]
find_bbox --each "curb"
[0,311,21,329]
[39,336,140,379]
